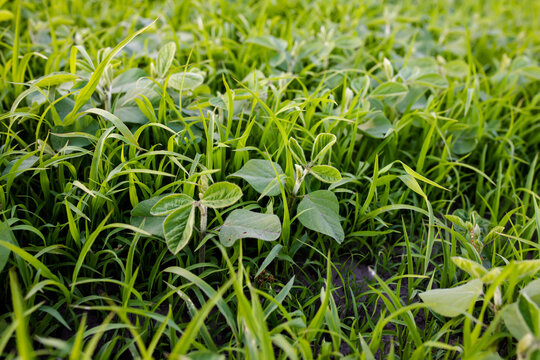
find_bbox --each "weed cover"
[0,0,539,358]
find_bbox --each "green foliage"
[0,0,538,358]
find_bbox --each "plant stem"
[199,204,207,265]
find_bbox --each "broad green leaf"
[358,113,393,138]
[289,137,307,165]
[419,279,483,317]
[311,133,336,163]
[130,196,168,237]
[64,19,157,125]
[444,60,469,78]
[511,260,540,279]
[297,190,344,243]
[481,267,502,283]
[151,194,194,216]
[201,182,242,209]
[309,165,341,183]
[156,42,176,77]
[163,205,196,254]
[111,68,148,93]
[445,214,467,229]
[33,72,78,88]
[519,66,540,80]
[0,222,16,273]
[414,73,448,88]
[230,159,286,196]
[219,210,281,247]
[501,302,531,341]
[246,35,287,52]
[370,82,408,97]
[522,278,540,306]
[1,155,39,177]
[168,72,204,91]
[0,10,14,22]
[451,257,487,278]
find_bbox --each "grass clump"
[0,0,539,358]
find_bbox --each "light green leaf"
[414,73,448,88]
[297,190,344,243]
[358,113,393,139]
[151,194,194,216]
[501,303,532,341]
[246,35,287,52]
[481,267,502,283]
[169,72,204,91]
[0,10,14,22]
[219,210,281,247]
[451,257,487,278]
[370,82,408,97]
[64,19,157,125]
[419,279,483,317]
[156,42,176,78]
[511,260,540,279]
[289,137,307,165]
[444,60,469,78]
[519,66,540,80]
[230,159,286,196]
[311,133,336,163]
[163,205,196,254]
[309,165,341,183]
[33,72,79,88]
[201,182,242,209]
[130,196,168,237]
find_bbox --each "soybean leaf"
[169,72,204,91]
[163,204,196,254]
[156,42,176,78]
[414,73,448,88]
[111,68,148,93]
[229,159,286,196]
[311,133,336,164]
[289,137,307,165]
[151,194,194,216]
[0,10,14,22]
[451,257,487,278]
[130,195,168,237]
[419,279,483,317]
[33,72,78,88]
[219,210,281,247]
[358,113,393,139]
[501,302,531,341]
[370,82,408,97]
[444,60,469,78]
[246,35,287,52]
[201,182,243,209]
[297,190,344,243]
[309,165,341,183]
[64,19,157,125]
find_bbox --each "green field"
[1,0,539,358]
